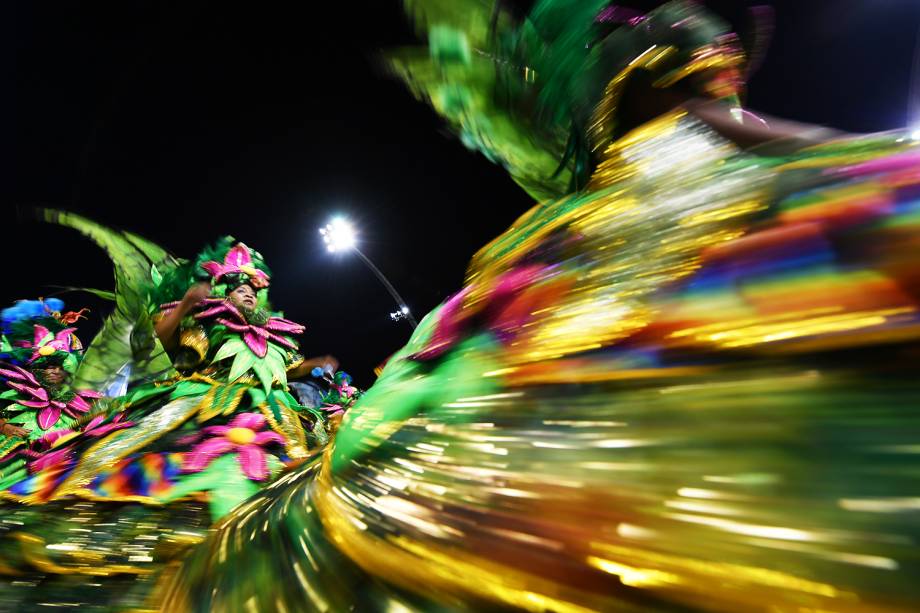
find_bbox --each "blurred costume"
[0,299,114,492]
[0,215,328,609]
[164,2,920,612]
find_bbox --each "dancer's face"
[229,284,257,310]
[38,365,67,386]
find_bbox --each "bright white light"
[320,217,357,253]
[401,306,409,314]
[912,127,920,141]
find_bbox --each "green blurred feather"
[38,209,181,391]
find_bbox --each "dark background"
[4,1,919,387]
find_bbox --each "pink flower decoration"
[181,412,284,481]
[26,325,77,362]
[321,403,345,417]
[411,265,551,361]
[27,447,73,473]
[80,411,135,438]
[0,365,101,430]
[194,298,303,358]
[200,243,270,288]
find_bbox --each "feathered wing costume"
[163,2,920,612]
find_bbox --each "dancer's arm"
[0,419,29,438]
[154,282,211,351]
[685,98,848,152]
[288,355,340,380]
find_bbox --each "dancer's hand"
[321,355,339,373]
[182,282,212,307]
[0,421,30,438]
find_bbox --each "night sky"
[5,1,920,387]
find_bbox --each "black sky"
[4,1,920,386]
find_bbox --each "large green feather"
[39,209,181,391]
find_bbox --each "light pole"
[320,217,418,329]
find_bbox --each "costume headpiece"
[196,237,271,290]
[0,299,86,373]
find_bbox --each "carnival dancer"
[0,298,117,493]
[166,3,920,612]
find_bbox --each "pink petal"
[215,318,249,332]
[16,366,40,386]
[37,406,62,430]
[196,304,232,319]
[0,367,29,383]
[78,390,103,399]
[220,301,246,322]
[225,244,252,268]
[243,331,268,357]
[266,332,297,350]
[230,412,265,430]
[9,381,48,401]
[83,415,106,431]
[86,421,134,437]
[410,286,472,360]
[200,261,227,278]
[182,437,236,473]
[176,432,203,446]
[265,317,303,333]
[236,445,269,481]
[32,325,50,346]
[38,429,75,448]
[29,449,73,473]
[67,394,91,413]
[202,425,231,436]
[19,399,51,409]
[253,430,285,446]
[54,328,77,350]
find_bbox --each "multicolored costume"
[0,300,119,490]
[0,216,329,608]
[162,3,920,612]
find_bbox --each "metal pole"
[353,248,418,329]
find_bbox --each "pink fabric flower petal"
[225,244,252,268]
[9,381,48,401]
[410,286,472,360]
[38,429,76,448]
[220,301,247,323]
[37,406,62,430]
[16,366,40,386]
[183,437,236,473]
[266,332,297,350]
[32,325,51,346]
[196,304,232,319]
[176,432,203,446]
[0,367,27,383]
[78,390,103,399]
[202,425,231,436]
[243,330,268,357]
[86,420,135,437]
[29,448,73,473]
[18,399,51,409]
[53,328,77,349]
[83,415,106,431]
[265,318,304,333]
[67,394,91,413]
[252,430,285,446]
[200,261,227,278]
[216,318,249,332]
[230,412,265,430]
[236,444,269,481]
